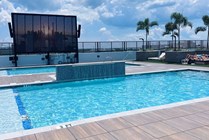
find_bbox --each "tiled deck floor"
[8,100,209,140]
[1,62,209,140]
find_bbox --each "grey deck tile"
[184,113,209,125]
[122,113,159,126]
[68,122,107,139]
[159,132,200,140]
[51,128,76,140]
[96,117,133,132]
[151,107,190,120]
[8,135,37,140]
[138,122,180,138]
[35,129,75,140]
[186,126,209,140]
[141,112,165,121]
[110,127,154,140]
[78,133,116,140]
[202,110,209,115]
[197,100,209,106]
[35,131,60,140]
[163,117,203,131]
[177,105,201,114]
[191,102,209,111]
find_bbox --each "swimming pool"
[6,67,56,75]
[9,70,209,130]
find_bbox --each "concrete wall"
[56,62,125,82]
[165,51,192,63]
[17,55,47,66]
[79,51,136,62]
[136,51,159,61]
[0,56,14,67]
[0,51,136,68]
[165,51,209,63]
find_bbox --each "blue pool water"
[13,70,209,128]
[7,67,56,75]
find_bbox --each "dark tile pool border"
[13,89,32,130]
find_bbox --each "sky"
[0,0,209,42]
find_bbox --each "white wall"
[0,56,14,67]
[0,51,136,68]
[79,51,136,63]
[17,55,47,66]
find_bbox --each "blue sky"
[0,0,209,42]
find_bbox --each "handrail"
[1,40,209,55]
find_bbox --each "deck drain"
[56,124,72,129]
[21,115,29,121]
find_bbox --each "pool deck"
[1,62,209,140]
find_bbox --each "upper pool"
[2,63,134,76]
[10,70,209,129]
[7,67,56,75]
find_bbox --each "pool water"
[13,70,209,129]
[7,67,56,75]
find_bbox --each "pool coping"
[1,66,209,139]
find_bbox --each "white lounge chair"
[148,52,165,61]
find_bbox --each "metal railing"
[0,42,14,55]
[1,40,209,55]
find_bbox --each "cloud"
[12,0,62,11]
[0,0,26,23]
[85,0,103,8]
[147,1,176,9]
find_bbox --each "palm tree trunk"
[207,26,209,49]
[146,33,148,50]
[171,31,174,50]
[178,27,180,50]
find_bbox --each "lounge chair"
[148,52,166,61]
[181,54,209,65]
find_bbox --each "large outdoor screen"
[11,13,78,54]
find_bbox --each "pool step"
[0,70,8,76]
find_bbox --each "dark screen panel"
[33,15,41,52]
[25,15,33,52]
[49,16,56,52]
[11,13,78,55]
[16,15,25,53]
[40,16,48,52]
[56,16,64,52]
[64,17,71,50]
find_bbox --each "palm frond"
[171,12,183,23]
[150,21,158,27]
[162,31,170,36]
[173,32,179,37]
[136,21,145,31]
[137,21,144,26]
[195,27,207,34]
[187,21,193,28]
[202,15,209,26]
[165,22,177,31]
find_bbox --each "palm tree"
[162,22,178,51]
[195,15,209,49]
[171,12,192,50]
[136,18,158,50]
